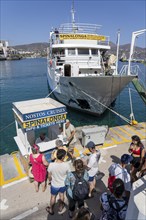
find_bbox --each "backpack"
[72,171,89,201]
[108,175,116,193]
[100,195,128,220]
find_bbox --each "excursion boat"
[47,6,137,115]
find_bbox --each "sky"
[1,0,146,47]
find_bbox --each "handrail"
[120,64,140,76]
[58,23,102,34]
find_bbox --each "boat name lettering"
[23,114,66,129]
[59,34,106,41]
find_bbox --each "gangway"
[132,78,146,104]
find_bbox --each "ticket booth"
[12,98,67,159]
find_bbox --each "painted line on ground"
[0,199,9,210]
[12,154,26,177]
[126,125,145,138]
[2,177,28,189]
[10,206,38,220]
[110,128,129,142]
[102,145,117,150]
[117,127,132,137]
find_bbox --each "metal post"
[115,30,120,75]
[128,29,146,75]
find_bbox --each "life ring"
[49,60,53,66]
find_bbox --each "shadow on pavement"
[47,175,107,220]
[110,155,121,164]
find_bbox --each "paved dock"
[0,122,146,219]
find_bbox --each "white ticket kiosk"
[12,98,67,158]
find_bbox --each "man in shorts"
[65,119,77,149]
[86,141,101,197]
[47,149,71,215]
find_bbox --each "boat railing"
[58,23,102,34]
[53,55,101,66]
[119,64,140,76]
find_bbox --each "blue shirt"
[65,170,89,198]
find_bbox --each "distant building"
[0,40,9,60]
[0,40,22,60]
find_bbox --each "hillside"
[13,42,48,52]
[13,42,146,59]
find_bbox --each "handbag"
[28,166,34,179]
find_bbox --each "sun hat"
[86,141,95,148]
[121,154,133,164]
[33,144,39,151]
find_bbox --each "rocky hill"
[13,42,48,52]
[13,42,146,59]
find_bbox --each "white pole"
[128,29,146,75]
[115,30,120,75]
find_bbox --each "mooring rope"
[45,83,59,98]
[0,121,15,133]
[0,84,59,133]
[68,81,132,124]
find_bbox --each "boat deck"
[0,122,145,187]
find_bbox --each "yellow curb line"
[110,128,129,142]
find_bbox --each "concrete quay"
[0,122,146,220]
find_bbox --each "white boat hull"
[47,73,135,115]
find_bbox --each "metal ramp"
[132,78,146,104]
[0,152,27,186]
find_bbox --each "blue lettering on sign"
[23,107,67,121]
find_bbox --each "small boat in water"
[47,4,137,115]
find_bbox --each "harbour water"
[0,58,145,155]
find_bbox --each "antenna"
[71,0,75,29]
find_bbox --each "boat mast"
[71,0,76,32]
[115,30,120,75]
[128,29,146,75]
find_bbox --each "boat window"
[68,49,75,56]
[91,49,98,55]
[52,48,65,56]
[78,49,89,55]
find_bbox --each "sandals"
[58,202,66,214]
[46,206,54,215]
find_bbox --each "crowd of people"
[29,120,146,220]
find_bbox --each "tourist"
[108,154,132,199]
[139,154,146,178]
[29,144,49,192]
[35,132,49,144]
[128,135,145,182]
[65,159,89,218]
[65,119,77,148]
[100,178,128,220]
[51,139,67,161]
[72,207,96,220]
[48,124,61,140]
[85,141,101,197]
[46,149,70,215]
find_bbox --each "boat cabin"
[49,25,116,76]
[12,98,67,157]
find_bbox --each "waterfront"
[0,58,146,155]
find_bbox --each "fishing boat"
[47,5,137,116]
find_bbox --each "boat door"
[64,64,71,77]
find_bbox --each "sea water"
[0,58,145,155]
